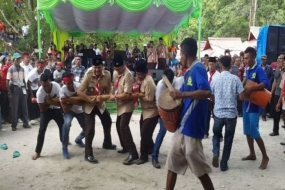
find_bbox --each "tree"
[0,0,51,53]
[1,0,285,54]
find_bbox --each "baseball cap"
[13,52,21,59]
[143,44,147,47]
[271,62,277,70]
[261,55,267,60]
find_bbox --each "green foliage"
[0,0,51,53]
[1,0,285,53]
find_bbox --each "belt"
[48,107,60,110]
[12,85,24,88]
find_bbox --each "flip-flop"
[13,151,20,158]
[1,143,8,150]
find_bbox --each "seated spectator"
[53,62,65,83]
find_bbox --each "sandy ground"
[0,114,285,190]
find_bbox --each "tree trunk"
[252,0,258,26]
[249,0,253,27]
[0,9,18,33]
[27,0,32,10]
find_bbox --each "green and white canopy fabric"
[38,0,201,37]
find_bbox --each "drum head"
[158,88,181,110]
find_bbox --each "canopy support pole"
[197,1,203,59]
[37,9,42,59]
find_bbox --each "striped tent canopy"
[38,0,201,37]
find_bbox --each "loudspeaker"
[278,27,285,53]
[149,69,164,85]
[266,26,278,53]
[266,26,285,64]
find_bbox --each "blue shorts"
[243,111,260,139]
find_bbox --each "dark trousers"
[212,116,237,167]
[157,58,166,70]
[206,99,214,136]
[11,86,29,128]
[28,90,40,120]
[0,90,10,121]
[116,112,138,156]
[35,108,64,154]
[85,106,113,156]
[147,62,157,70]
[272,95,281,133]
[261,103,270,118]
[139,115,159,160]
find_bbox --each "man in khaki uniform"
[147,41,157,70]
[134,60,159,165]
[157,37,168,70]
[110,54,139,165]
[77,55,116,164]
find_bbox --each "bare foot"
[32,153,41,160]
[242,155,256,161]
[259,157,269,170]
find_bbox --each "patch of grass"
[105,101,142,114]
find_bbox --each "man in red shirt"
[0,55,12,123]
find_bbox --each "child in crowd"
[53,62,65,84]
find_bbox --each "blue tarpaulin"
[256,26,268,65]
[257,25,285,65]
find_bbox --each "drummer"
[109,54,139,165]
[166,38,214,190]
[133,59,159,165]
[77,55,116,164]
[152,69,184,169]
[242,47,270,169]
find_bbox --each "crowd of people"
[1,36,285,190]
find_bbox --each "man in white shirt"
[152,69,183,169]
[206,57,220,138]
[20,53,33,83]
[32,73,64,160]
[59,71,86,159]
[93,43,101,55]
[26,61,45,124]
[22,20,29,39]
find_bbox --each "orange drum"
[245,80,271,108]
[158,87,182,133]
[158,75,182,132]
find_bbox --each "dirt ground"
[0,114,285,190]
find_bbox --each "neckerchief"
[93,75,101,95]
[133,81,142,108]
[208,70,216,84]
[115,75,122,94]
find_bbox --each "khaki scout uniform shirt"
[114,68,134,116]
[78,69,111,114]
[139,75,158,120]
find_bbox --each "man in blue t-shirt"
[165,38,214,190]
[242,47,270,170]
